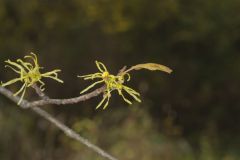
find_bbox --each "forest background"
[0,0,239,159]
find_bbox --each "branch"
[0,86,118,160]
[28,85,106,108]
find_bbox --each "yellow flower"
[78,61,141,110]
[1,52,63,104]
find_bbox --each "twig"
[0,86,118,160]
[32,84,49,100]
[28,86,106,108]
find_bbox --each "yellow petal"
[96,95,108,109]
[120,92,132,105]
[25,52,39,67]
[5,65,21,74]
[1,78,22,87]
[42,70,64,83]
[95,61,108,72]
[80,80,104,94]
[102,95,110,110]
[14,83,27,96]
[16,59,33,71]
[17,84,27,105]
[5,60,26,72]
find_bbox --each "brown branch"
[0,86,118,160]
[28,85,106,107]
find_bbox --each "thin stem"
[28,85,106,107]
[32,83,49,100]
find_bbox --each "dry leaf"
[126,63,172,74]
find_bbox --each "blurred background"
[0,0,240,159]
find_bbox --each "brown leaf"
[126,63,172,74]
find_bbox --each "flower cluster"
[79,61,142,110]
[79,61,172,110]
[1,53,63,104]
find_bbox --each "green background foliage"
[0,0,240,159]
